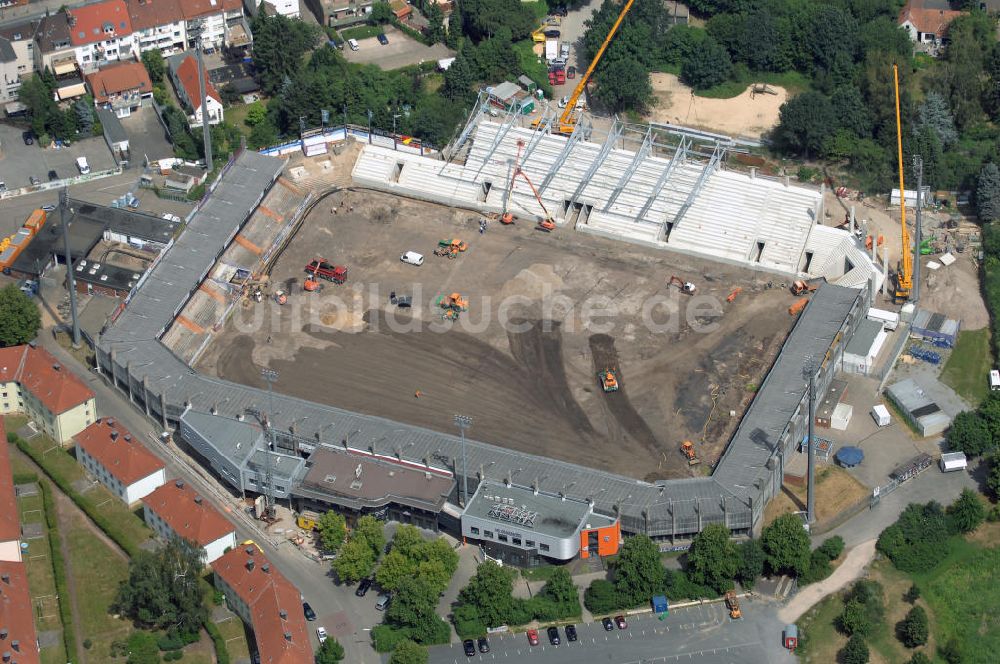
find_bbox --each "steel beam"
[520,107,556,167]
[603,126,653,212]
[636,136,689,222]
[670,143,725,228]
[470,106,520,179]
[442,90,488,169]
[567,120,622,207]
[538,120,588,196]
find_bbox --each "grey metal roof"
[182,409,304,483]
[845,318,882,355]
[96,107,128,146]
[464,479,613,539]
[713,283,862,499]
[0,37,15,63]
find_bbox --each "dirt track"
[199,183,795,480]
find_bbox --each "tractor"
[598,369,619,392]
[680,441,701,466]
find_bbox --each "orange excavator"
[304,262,321,292]
[669,275,696,295]
[789,298,809,316]
[598,369,619,392]
[501,140,557,231]
[680,441,700,466]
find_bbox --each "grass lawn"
[63,509,132,663]
[513,40,552,98]
[796,590,846,663]
[697,70,812,99]
[341,24,384,41]
[225,102,258,138]
[764,466,869,527]
[215,615,251,662]
[941,328,992,406]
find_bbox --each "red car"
[304,258,348,284]
[615,615,628,630]
[567,66,577,79]
[526,629,539,646]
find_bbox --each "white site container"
[871,404,890,427]
[831,403,853,431]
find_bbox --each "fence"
[0,166,122,201]
[258,123,438,159]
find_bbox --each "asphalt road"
[429,602,791,664]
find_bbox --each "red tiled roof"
[0,419,18,544]
[174,54,221,107]
[67,0,133,46]
[85,61,153,104]
[177,0,242,19]
[142,480,234,546]
[0,345,94,415]
[212,546,312,664]
[0,561,41,664]
[127,0,183,32]
[898,0,963,38]
[74,418,164,486]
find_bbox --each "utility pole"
[913,155,923,304]
[196,41,213,173]
[454,415,472,507]
[60,188,80,347]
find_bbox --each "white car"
[316,626,328,644]
[400,251,424,266]
[558,96,569,109]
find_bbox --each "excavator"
[598,369,619,392]
[532,0,637,136]
[669,275,696,294]
[500,139,557,232]
[892,63,913,303]
[790,278,821,296]
[680,440,700,466]
[303,262,321,292]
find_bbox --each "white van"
[76,156,90,174]
[990,370,1000,391]
[375,594,391,611]
[866,307,899,331]
[400,251,423,266]
[348,38,359,51]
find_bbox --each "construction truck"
[273,290,287,305]
[669,275,696,294]
[437,293,468,320]
[790,279,821,296]
[304,259,348,284]
[789,298,809,316]
[680,441,701,466]
[434,239,468,259]
[296,510,321,531]
[725,590,742,619]
[598,369,619,392]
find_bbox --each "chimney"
[9,641,17,652]
[279,609,286,619]
[0,628,7,639]
[284,632,292,642]
[2,650,9,661]
[53,363,61,371]
[194,496,202,505]
[124,435,131,442]
[107,418,115,427]
[245,558,254,571]
[261,563,269,573]
[245,546,254,555]
[175,480,184,489]
[110,431,119,441]
[0,575,8,584]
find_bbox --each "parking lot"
[341,25,455,70]
[0,122,116,190]
[119,104,175,165]
[428,602,790,664]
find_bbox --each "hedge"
[38,478,79,663]
[204,620,230,664]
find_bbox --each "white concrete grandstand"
[353,117,884,291]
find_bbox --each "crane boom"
[556,0,636,134]
[893,63,912,301]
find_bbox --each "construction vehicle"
[598,369,619,392]
[273,290,287,305]
[434,239,468,259]
[791,279,821,296]
[304,258,347,284]
[437,292,468,318]
[680,441,701,466]
[789,298,809,316]
[296,510,321,531]
[726,287,742,303]
[533,0,636,135]
[501,140,558,231]
[725,591,742,619]
[304,262,322,292]
[669,275,696,294]
[892,63,913,302]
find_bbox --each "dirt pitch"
[198,189,797,481]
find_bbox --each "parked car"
[526,629,539,646]
[48,170,58,181]
[544,29,560,38]
[41,204,56,212]
[477,637,490,653]
[355,578,373,597]
[400,251,424,266]
[29,175,40,186]
[567,66,577,79]
[615,615,628,630]
[547,626,561,645]
[602,617,614,631]
[316,626,328,643]
[302,602,316,621]
[348,38,360,51]
[565,625,578,642]
[462,639,476,657]
[22,131,33,145]
[377,33,389,45]
[375,593,391,611]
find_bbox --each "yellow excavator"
[892,63,912,302]
[533,0,636,136]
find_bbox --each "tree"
[458,0,536,42]
[355,515,386,557]
[737,538,765,588]
[141,48,166,83]
[74,98,95,135]
[457,562,519,628]
[686,523,738,593]
[817,536,845,561]
[317,511,348,552]
[114,539,208,637]
[244,101,268,128]
[613,535,666,607]
[250,12,321,95]
[388,639,428,664]
[540,568,577,605]
[877,502,954,572]
[830,86,873,139]
[917,92,958,149]
[948,411,993,456]
[989,451,1000,499]
[316,637,346,663]
[384,576,451,644]
[948,488,986,533]
[904,584,921,604]
[775,91,836,158]
[680,36,732,90]
[908,653,931,664]
[939,637,963,664]
[594,58,654,112]
[0,285,40,347]
[333,538,376,584]
[376,550,413,592]
[425,3,445,44]
[761,513,811,577]
[583,578,621,614]
[978,163,1000,222]
[369,1,394,24]
[446,7,462,48]
[839,598,874,637]
[898,605,929,648]
[839,633,870,664]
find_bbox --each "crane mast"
[893,63,912,301]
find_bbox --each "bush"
[839,634,869,664]
[898,606,929,648]
[939,637,963,663]
[584,579,622,614]
[801,548,833,584]
[904,584,921,603]
[37,480,76,660]
[204,620,230,664]
[817,536,845,561]
[876,502,953,573]
[837,580,884,637]
[908,652,931,664]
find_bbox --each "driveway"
[341,26,454,70]
[119,104,175,165]
[0,123,115,190]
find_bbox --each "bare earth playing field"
[646,73,787,140]
[198,188,796,481]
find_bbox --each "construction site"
[197,185,801,481]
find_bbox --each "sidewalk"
[777,538,877,623]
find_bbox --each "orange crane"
[892,63,912,302]
[501,139,557,231]
[534,0,636,136]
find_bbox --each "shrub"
[839,634,869,664]
[939,637,963,664]
[817,536,845,561]
[904,584,921,603]
[908,652,931,664]
[204,620,230,664]
[583,579,621,614]
[898,606,929,648]
[876,502,953,573]
[83,638,93,649]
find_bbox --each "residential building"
[128,0,187,55]
[34,11,77,85]
[262,0,299,18]
[167,51,222,126]
[0,561,41,664]
[65,0,137,73]
[75,418,166,505]
[178,0,245,52]
[0,419,22,563]
[0,19,39,105]
[304,0,373,27]
[85,60,153,115]
[212,544,312,664]
[0,344,96,444]
[898,0,963,43]
[142,479,236,563]
[389,0,410,22]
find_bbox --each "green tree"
[761,513,810,577]
[369,1,394,24]
[775,91,836,158]
[388,639,429,664]
[948,411,993,456]
[583,578,621,614]
[384,575,452,644]
[248,117,279,149]
[446,6,462,48]
[904,584,921,604]
[613,535,666,607]
[917,92,958,149]
[333,538,376,583]
[539,568,577,605]
[939,12,994,129]
[898,605,929,648]
[316,637,346,663]
[680,36,731,90]
[839,633,870,664]
[989,451,1000,499]
[737,538,765,588]
[830,86,873,139]
[859,16,913,58]
[141,48,166,83]
[389,525,424,558]
[114,539,208,636]
[376,550,414,592]
[0,285,40,347]
[940,637,963,663]
[978,163,1000,222]
[817,536,845,561]
[948,488,986,533]
[908,652,931,664]
[686,523,738,593]
[355,515,386,557]
[425,3,445,43]
[244,101,268,128]
[594,58,653,112]
[318,511,348,552]
[458,0,535,42]
[457,562,519,628]
[250,12,321,95]
[877,502,953,572]
[838,598,873,637]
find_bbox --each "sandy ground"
[763,466,870,527]
[645,74,787,139]
[197,189,797,482]
[777,538,877,623]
